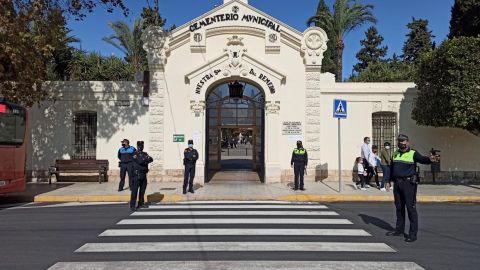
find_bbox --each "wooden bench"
[48,159,109,184]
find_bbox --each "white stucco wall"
[28,81,149,180]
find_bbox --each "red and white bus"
[0,98,28,194]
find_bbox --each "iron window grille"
[372,112,397,148]
[73,111,97,159]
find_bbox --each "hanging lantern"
[228,81,244,99]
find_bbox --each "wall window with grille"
[73,111,97,159]
[372,112,397,147]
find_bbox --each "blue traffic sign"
[333,99,347,119]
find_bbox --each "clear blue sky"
[67,0,453,80]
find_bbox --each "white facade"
[28,0,480,183]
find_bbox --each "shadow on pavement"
[359,213,395,232]
[0,183,73,205]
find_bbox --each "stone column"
[265,101,281,183]
[142,26,169,181]
[190,101,206,182]
[301,27,328,181]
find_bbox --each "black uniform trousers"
[183,163,196,192]
[119,162,134,190]
[393,178,418,237]
[130,171,148,208]
[293,163,306,189]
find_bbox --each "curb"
[33,194,480,203]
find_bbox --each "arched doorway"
[205,80,265,183]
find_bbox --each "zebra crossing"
[47,201,425,270]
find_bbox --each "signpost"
[333,99,347,193]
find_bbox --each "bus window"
[0,109,26,145]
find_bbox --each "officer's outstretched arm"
[414,151,432,165]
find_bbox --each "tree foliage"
[0,0,128,106]
[449,0,480,38]
[402,18,435,64]
[349,54,415,82]
[103,19,147,72]
[353,26,387,73]
[308,0,376,81]
[412,36,480,136]
[67,50,134,81]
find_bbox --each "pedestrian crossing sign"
[333,99,347,119]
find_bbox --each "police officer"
[291,140,308,191]
[117,139,136,192]
[385,134,435,242]
[130,141,153,211]
[183,139,198,194]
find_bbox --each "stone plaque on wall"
[282,121,302,135]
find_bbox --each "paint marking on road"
[48,261,425,270]
[145,205,328,209]
[131,210,339,216]
[117,218,352,225]
[168,201,315,204]
[10,202,127,209]
[76,242,395,253]
[99,228,370,237]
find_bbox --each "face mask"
[385,146,390,149]
[366,140,370,144]
[188,144,193,148]
[397,143,407,150]
[122,144,126,147]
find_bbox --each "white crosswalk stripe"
[117,218,353,225]
[48,201,425,270]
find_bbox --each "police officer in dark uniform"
[183,139,198,194]
[130,141,153,211]
[385,134,436,242]
[291,140,308,191]
[117,139,136,192]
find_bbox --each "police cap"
[296,140,302,144]
[137,141,144,147]
[397,134,409,141]
[188,139,194,144]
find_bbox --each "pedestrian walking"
[183,139,199,194]
[360,137,375,188]
[291,140,308,191]
[130,141,153,211]
[117,139,136,191]
[379,142,392,191]
[370,145,381,188]
[385,134,436,242]
[354,157,368,190]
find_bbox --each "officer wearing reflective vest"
[385,134,436,242]
[130,141,153,211]
[291,140,308,191]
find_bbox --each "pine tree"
[402,18,435,64]
[449,0,480,38]
[353,26,387,73]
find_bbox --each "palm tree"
[103,19,147,72]
[308,0,376,81]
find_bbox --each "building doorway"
[205,81,265,183]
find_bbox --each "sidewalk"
[30,180,480,203]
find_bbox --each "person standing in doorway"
[291,140,308,191]
[117,139,136,192]
[130,141,153,211]
[380,142,392,191]
[386,134,435,242]
[183,139,199,194]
